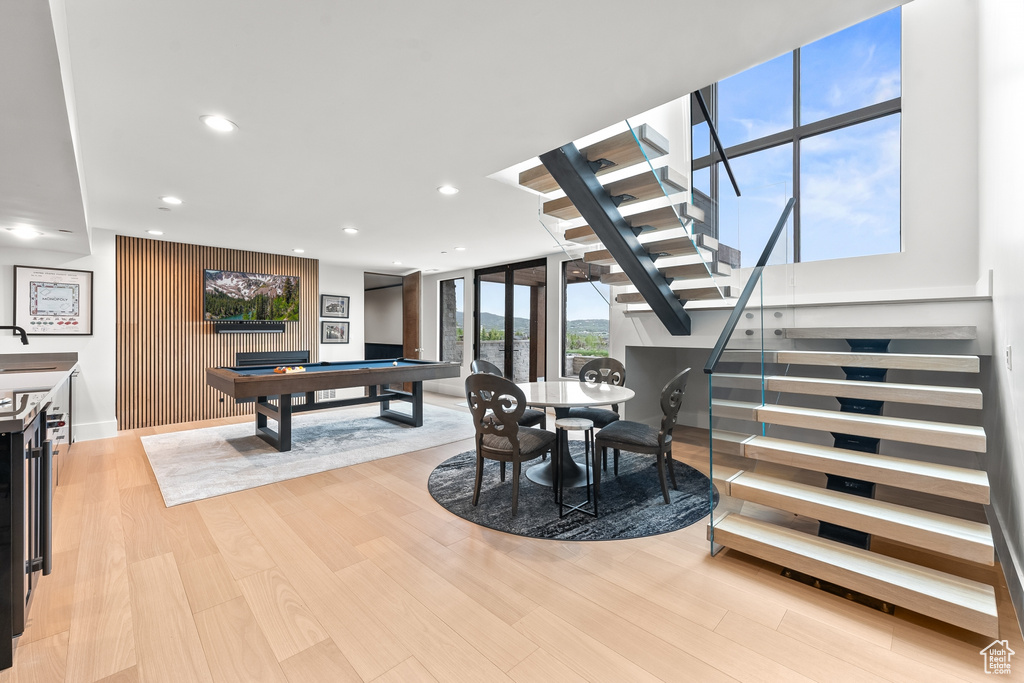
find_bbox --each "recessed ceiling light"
[200,115,237,132]
[147,230,164,236]
[161,196,182,205]
[343,227,359,234]
[158,207,171,211]
[393,260,402,265]
[6,226,42,239]
[59,229,73,234]
[293,248,305,253]
[437,185,459,195]
[454,246,466,251]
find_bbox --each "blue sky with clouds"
[706,7,901,266]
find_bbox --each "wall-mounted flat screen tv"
[203,270,300,321]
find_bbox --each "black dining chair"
[568,357,625,470]
[465,374,556,514]
[470,359,547,430]
[594,368,690,504]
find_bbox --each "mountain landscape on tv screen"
[204,270,300,321]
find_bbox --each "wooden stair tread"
[740,435,990,504]
[764,376,983,409]
[600,260,731,285]
[518,125,669,194]
[729,472,993,564]
[785,326,978,340]
[615,284,730,304]
[708,430,755,457]
[710,399,760,421]
[709,373,762,389]
[564,203,705,244]
[722,349,980,373]
[542,167,687,220]
[777,350,980,373]
[756,404,987,452]
[584,234,717,265]
[710,514,998,636]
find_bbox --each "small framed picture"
[321,321,349,344]
[320,294,349,318]
[13,265,94,336]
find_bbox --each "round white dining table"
[516,380,635,488]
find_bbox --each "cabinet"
[0,364,70,670]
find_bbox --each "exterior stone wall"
[478,340,530,381]
[439,280,463,363]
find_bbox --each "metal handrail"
[693,89,741,197]
[703,197,796,374]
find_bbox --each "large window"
[474,260,546,382]
[439,278,464,363]
[693,7,901,265]
[562,261,610,378]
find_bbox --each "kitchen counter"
[0,353,78,433]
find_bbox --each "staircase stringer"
[539,143,693,336]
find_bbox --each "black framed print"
[320,294,349,318]
[13,265,94,335]
[321,320,349,344]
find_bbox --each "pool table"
[206,358,460,451]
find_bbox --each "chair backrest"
[659,368,691,443]
[465,373,525,443]
[578,357,625,387]
[471,358,505,378]
[579,357,625,413]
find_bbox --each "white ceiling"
[2,0,903,274]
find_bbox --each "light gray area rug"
[142,404,474,507]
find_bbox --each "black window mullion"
[504,267,514,376]
[793,47,802,263]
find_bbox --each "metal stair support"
[539,142,693,336]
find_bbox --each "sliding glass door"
[474,259,547,382]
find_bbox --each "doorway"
[474,259,547,381]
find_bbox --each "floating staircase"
[707,325,999,637]
[517,123,739,335]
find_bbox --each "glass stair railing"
[704,198,796,554]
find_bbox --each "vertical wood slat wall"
[115,236,319,430]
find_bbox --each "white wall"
[977,0,1024,630]
[318,263,366,399]
[364,286,403,345]
[0,228,117,440]
[318,264,364,361]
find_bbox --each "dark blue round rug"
[427,440,718,541]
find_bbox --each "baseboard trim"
[988,503,1024,637]
[73,420,118,442]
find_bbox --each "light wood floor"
[4,395,1022,682]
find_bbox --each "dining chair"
[470,358,547,429]
[568,357,625,470]
[594,368,690,504]
[465,374,556,514]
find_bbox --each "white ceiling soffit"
[364,272,404,290]
[0,0,88,255]
[11,1,904,271]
